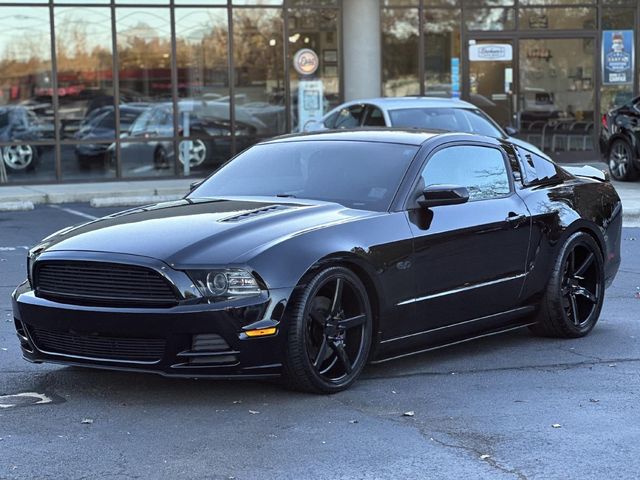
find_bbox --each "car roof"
[264,128,470,147]
[341,96,478,111]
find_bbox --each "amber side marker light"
[244,327,277,337]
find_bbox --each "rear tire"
[529,232,604,338]
[608,139,639,181]
[282,266,373,394]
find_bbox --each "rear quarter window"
[516,147,565,185]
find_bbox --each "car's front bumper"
[12,281,291,379]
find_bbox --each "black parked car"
[600,96,640,181]
[13,130,621,393]
[74,104,148,168]
[111,100,267,174]
[0,106,45,172]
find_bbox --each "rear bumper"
[12,282,291,378]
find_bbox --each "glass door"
[465,39,515,130]
[517,38,596,161]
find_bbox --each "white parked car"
[303,96,518,137]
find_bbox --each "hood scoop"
[219,205,292,223]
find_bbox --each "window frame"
[403,140,515,210]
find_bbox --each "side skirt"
[370,322,537,364]
[371,305,536,364]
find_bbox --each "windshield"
[191,140,419,211]
[388,107,504,138]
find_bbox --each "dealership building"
[0,0,637,185]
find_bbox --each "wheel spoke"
[313,337,329,368]
[331,342,352,374]
[330,277,343,315]
[574,286,597,304]
[570,294,580,326]
[338,313,366,330]
[574,253,594,277]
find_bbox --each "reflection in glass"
[464,8,515,31]
[518,38,595,155]
[0,7,55,182]
[233,8,285,148]
[175,8,231,175]
[116,8,172,107]
[118,100,233,178]
[382,8,419,97]
[424,9,461,97]
[520,8,596,30]
[55,6,114,165]
[289,8,340,131]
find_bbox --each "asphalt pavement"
[0,205,639,480]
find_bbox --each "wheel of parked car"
[178,139,207,169]
[283,266,373,393]
[530,232,604,338]
[608,139,638,181]
[2,144,37,172]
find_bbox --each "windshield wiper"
[275,193,296,198]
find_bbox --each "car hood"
[38,197,376,267]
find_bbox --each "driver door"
[403,143,531,341]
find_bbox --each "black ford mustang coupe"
[12,130,622,393]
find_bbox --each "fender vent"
[219,205,290,223]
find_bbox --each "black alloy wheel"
[608,139,638,181]
[530,232,604,338]
[283,266,373,393]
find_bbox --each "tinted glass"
[421,146,510,201]
[389,108,504,137]
[334,105,365,128]
[516,147,560,184]
[192,141,419,211]
[363,107,386,127]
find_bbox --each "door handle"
[506,213,527,227]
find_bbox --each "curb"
[90,195,184,208]
[0,201,35,212]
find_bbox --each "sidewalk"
[0,174,639,227]
[0,178,198,210]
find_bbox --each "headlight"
[188,269,262,300]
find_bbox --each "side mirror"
[418,184,469,208]
[504,126,518,136]
[189,179,203,192]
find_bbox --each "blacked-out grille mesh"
[29,327,166,362]
[35,261,178,307]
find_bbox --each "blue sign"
[603,30,634,85]
[451,57,460,98]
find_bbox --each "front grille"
[34,260,178,307]
[29,327,165,363]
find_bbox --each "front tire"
[530,232,605,338]
[283,266,373,393]
[608,139,639,181]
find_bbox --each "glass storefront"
[381,0,640,162]
[2,0,640,185]
[0,0,340,185]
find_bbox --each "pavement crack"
[557,347,602,362]
[363,357,640,381]
[428,434,528,480]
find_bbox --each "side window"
[334,104,365,129]
[323,111,339,129]
[420,145,511,201]
[516,147,561,185]
[363,106,386,127]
